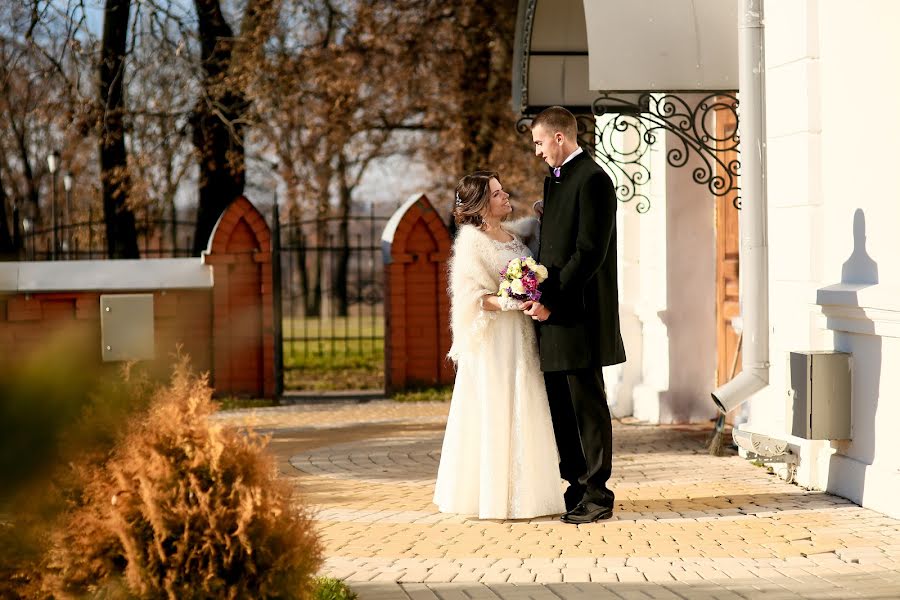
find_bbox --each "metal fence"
[274,207,388,390]
[20,209,197,260]
[16,200,390,392]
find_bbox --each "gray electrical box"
[787,351,851,440]
[100,294,155,362]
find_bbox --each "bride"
[433,170,565,520]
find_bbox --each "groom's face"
[531,124,566,168]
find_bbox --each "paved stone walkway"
[216,402,900,599]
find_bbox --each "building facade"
[514,0,900,518]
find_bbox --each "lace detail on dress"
[490,235,527,254]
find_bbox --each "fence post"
[271,195,284,398]
[381,194,453,393]
[203,196,275,398]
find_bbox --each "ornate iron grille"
[517,92,741,213]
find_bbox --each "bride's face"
[483,178,512,220]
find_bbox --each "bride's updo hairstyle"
[453,170,500,227]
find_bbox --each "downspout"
[711,0,770,413]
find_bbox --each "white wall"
[749,0,900,518]
[624,102,718,425]
[662,118,718,423]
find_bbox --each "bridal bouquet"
[498,256,549,302]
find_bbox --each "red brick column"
[203,196,275,398]
[383,194,453,393]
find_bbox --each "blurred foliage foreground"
[0,331,322,599]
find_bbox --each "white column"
[630,123,669,424]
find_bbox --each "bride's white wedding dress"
[433,221,565,520]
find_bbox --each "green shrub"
[313,577,358,600]
[390,386,452,403]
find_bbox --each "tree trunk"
[334,155,352,317]
[167,193,178,255]
[304,226,325,318]
[0,173,14,258]
[306,194,328,318]
[190,0,251,255]
[12,126,40,227]
[98,0,140,258]
[301,164,331,318]
[458,5,496,174]
[284,183,311,322]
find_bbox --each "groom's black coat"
[537,151,626,372]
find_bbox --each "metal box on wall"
[787,351,851,440]
[100,294,155,362]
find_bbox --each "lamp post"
[47,150,60,260]
[63,171,73,258]
[22,217,32,261]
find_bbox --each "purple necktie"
[552,166,561,178]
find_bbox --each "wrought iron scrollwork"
[517,92,741,213]
[578,112,653,213]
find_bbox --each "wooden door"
[715,106,741,389]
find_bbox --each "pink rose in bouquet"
[498,256,549,303]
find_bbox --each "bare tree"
[411,0,544,209]
[0,0,94,258]
[5,0,538,268]
[189,0,278,254]
[0,169,14,256]
[98,0,139,257]
[126,11,195,256]
[252,0,447,316]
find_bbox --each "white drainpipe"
[712,0,770,413]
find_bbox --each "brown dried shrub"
[47,357,322,599]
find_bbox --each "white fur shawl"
[447,217,540,362]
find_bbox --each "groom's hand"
[523,301,551,322]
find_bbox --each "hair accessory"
[455,192,462,207]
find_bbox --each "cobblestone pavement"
[216,402,900,599]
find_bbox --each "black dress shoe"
[560,501,613,524]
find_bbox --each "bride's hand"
[498,296,525,311]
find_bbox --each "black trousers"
[544,366,615,508]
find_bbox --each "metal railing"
[20,209,197,260]
[273,206,388,390]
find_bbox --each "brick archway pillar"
[381,194,454,393]
[203,196,275,398]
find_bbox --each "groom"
[523,106,626,524]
